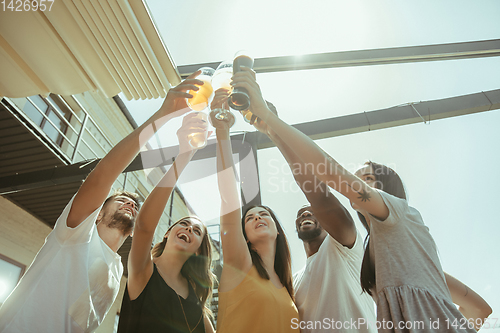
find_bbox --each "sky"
[122,1,500,330]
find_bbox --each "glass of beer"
[229,51,254,111]
[186,112,210,149]
[186,67,214,148]
[210,60,234,123]
[187,67,215,112]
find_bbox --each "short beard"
[103,211,135,235]
[297,227,322,242]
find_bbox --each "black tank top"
[117,264,205,333]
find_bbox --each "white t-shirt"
[293,232,377,333]
[0,195,123,333]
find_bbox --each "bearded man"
[0,72,205,333]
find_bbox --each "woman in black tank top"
[117,111,215,333]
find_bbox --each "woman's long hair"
[241,205,294,300]
[359,162,406,295]
[151,216,215,315]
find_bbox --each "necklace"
[177,293,202,333]
[155,263,203,332]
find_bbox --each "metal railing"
[6,93,207,255]
[5,94,158,209]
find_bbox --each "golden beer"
[187,79,213,112]
[187,112,209,149]
[211,69,232,91]
[240,110,255,123]
[187,67,215,112]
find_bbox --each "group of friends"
[0,68,492,333]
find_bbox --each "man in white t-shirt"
[252,101,377,333]
[0,72,205,333]
[292,202,376,333]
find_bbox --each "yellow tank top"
[217,266,299,333]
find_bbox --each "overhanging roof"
[0,0,180,100]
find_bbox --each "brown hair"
[152,216,215,315]
[242,205,294,300]
[360,162,406,295]
[103,190,142,210]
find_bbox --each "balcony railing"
[4,93,222,266]
[4,94,162,218]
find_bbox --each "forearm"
[136,150,195,233]
[457,301,492,331]
[88,110,174,186]
[265,113,347,187]
[269,130,330,202]
[445,272,492,330]
[270,129,356,244]
[216,129,240,206]
[90,72,199,187]
[214,127,249,268]
[458,307,487,331]
[68,109,176,227]
[126,150,192,285]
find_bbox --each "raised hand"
[159,70,205,118]
[253,101,278,135]
[177,112,209,153]
[230,67,271,121]
[210,88,235,131]
[211,88,229,110]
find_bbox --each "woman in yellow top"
[211,89,298,333]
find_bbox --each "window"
[11,94,71,147]
[0,254,25,305]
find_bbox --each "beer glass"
[228,51,254,111]
[210,60,235,123]
[187,67,215,112]
[186,67,214,148]
[186,112,210,149]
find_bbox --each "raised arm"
[253,110,356,246]
[67,72,204,228]
[211,90,252,275]
[231,68,389,220]
[126,114,207,299]
[444,272,492,331]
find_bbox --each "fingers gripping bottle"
[228,51,257,124]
